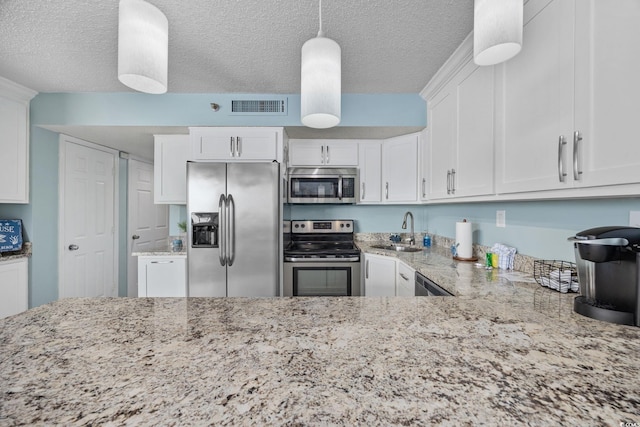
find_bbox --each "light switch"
[496,210,506,228]
[629,211,640,227]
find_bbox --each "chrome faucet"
[401,211,415,246]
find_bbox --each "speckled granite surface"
[2,298,639,424]
[0,242,32,262]
[1,241,639,425]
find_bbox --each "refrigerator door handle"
[218,194,227,266]
[227,194,236,266]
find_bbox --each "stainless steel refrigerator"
[187,161,280,297]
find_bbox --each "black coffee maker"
[569,226,640,326]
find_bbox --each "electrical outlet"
[496,210,506,228]
[630,211,640,227]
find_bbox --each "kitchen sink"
[370,244,423,253]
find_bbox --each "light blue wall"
[291,198,640,261]
[169,205,187,236]
[31,93,426,127]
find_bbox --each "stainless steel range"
[283,220,361,296]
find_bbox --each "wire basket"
[533,260,579,293]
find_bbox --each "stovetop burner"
[284,220,360,261]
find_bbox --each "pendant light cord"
[317,0,324,37]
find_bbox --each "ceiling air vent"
[229,98,287,116]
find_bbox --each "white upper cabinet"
[289,139,359,167]
[495,0,574,194]
[382,133,419,203]
[422,33,494,201]
[154,134,189,204]
[427,82,456,200]
[190,127,283,162]
[357,141,382,203]
[0,77,36,204]
[496,0,640,194]
[573,0,640,188]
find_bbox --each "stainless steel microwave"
[287,168,358,204]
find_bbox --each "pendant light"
[118,0,168,94]
[301,0,341,129]
[473,0,523,66]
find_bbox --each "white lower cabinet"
[0,258,28,318]
[396,261,415,296]
[137,256,186,297]
[363,253,397,296]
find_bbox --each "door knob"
[132,235,140,240]
[68,244,79,251]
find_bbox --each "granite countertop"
[2,246,640,425]
[0,242,32,262]
[133,245,186,257]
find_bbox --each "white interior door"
[59,136,117,298]
[127,159,169,297]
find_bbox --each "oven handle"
[284,256,360,262]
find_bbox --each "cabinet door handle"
[558,135,567,182]
[446,170,451,194]
[321,145,325,164]
[230,137,235,157]
[326,146,330,164]
[400,273,409,281]
[236,137,242,157]
[451,169,456,194]
[422,178,426,198]
[365,260,369,279]
[385,182,389,199]
[132,235,140,240]
[150,261,174,264]
[362,182,366,199]
[68,244,79,251]
[573,131,582,181]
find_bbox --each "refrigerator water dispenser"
[191,212,218,248]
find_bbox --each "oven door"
[287,168,357,204]
[284,261,361,296]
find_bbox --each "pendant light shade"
[301,0,341,129]
[118,0,168,94]
[473,0,523,66]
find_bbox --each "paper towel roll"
[455,220,473,259]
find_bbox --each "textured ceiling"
[0,0,473,94]
[0,0,474,158]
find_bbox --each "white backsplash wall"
[290,198,640,261]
